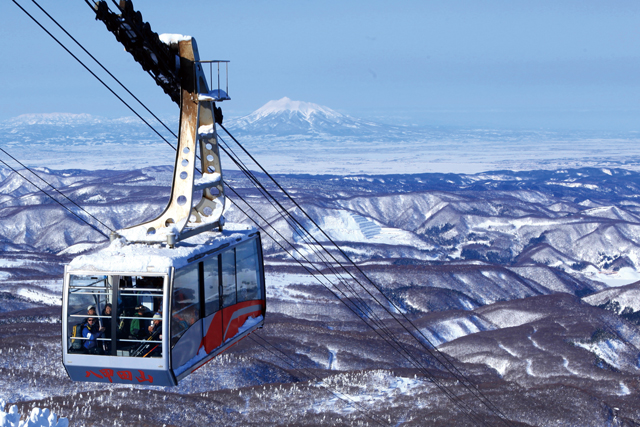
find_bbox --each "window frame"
[65,272,169,358]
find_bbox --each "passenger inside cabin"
[82,305,97,325]
[102,303,112,351]
[147,313,162,340]
[83,318,105,354]
[130,305,151,340]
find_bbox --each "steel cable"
[0,158,109,238]
[9,1,513,422]
[0,147,115,234]
[218,123,515,425]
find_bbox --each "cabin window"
[117,276,164,357]
[66,275,111,354]
[66,275,164,358]
[236,240,261,302]
[171,263,201,346]
[203,255,220,316]
[221,249,236,308]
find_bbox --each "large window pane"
[236,240,260,302]
[203,255,220,316]
[171,264,200,347]
[67,275,111,354]
[67,275,164,357]
[221,249,236,308]
[117,276,164,358]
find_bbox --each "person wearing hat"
[81,305,98,326]
[131,312,163,357]
[82,317,105,354]
[147,313,163,340]
[129,305,150,340]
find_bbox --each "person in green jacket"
[130,305,150,339]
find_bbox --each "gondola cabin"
[62,227,265,386]
[62,1,266,386]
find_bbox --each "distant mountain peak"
[228,97,383,137]
[254,97,338,118]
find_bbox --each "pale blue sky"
[2,0,640,129]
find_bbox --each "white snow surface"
[422,316,492,347]
[0,400,67,427]
[249,97,338,120]
[481,308,547,329]
[583,285,640,312]
[56,243,99,256]
[575,339,626,369]
[68,224,255,273]
[316,371,427,414]
[585,267,640,288]
[194,172,222,186]
[158,33,192,45]
[16,287,61,306]
[198,124,215,136]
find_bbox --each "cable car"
[62,229,265,386]
[62,3,265,386]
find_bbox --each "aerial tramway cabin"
[62,229,265,386]
[62,1,266,386]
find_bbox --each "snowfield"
[0,401,67,427]
[4,105,640,424]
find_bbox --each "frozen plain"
[3,97,640,174]
[3,101,640,425]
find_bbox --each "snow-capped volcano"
[227,97,383,136]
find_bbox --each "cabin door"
[202,254,224,352]
[220,248,237,343]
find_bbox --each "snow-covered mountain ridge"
[4,113,148,126]
[226,97,390,137]
[3,166,640,425]
[4,100,640,173]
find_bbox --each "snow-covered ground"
[585,266,640,288]
[0,401,67,427]
[3,123,640,424]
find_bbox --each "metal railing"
[195,60,230,100]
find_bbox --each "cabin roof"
[67,223,257,274]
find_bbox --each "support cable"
[0,158,108,238]
[10,2,511,421]
[218,123,515,426]
[224,173,436,375]
[223,181,491,426]
[0,147,115,234]
[31,0,177,141]
[10,0,177,153]
[217,137,451,397]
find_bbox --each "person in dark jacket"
[147,313,162,340]
[82,318,105,354]
[101,303,113,352]
[130,306,150,339]
[132,313,163,357]
[82,305,97,325]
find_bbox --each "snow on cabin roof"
[67,223,257,274]
[159,33,192,47]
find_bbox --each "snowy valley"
[1,100,640,425]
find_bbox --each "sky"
[1,0,640,130]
